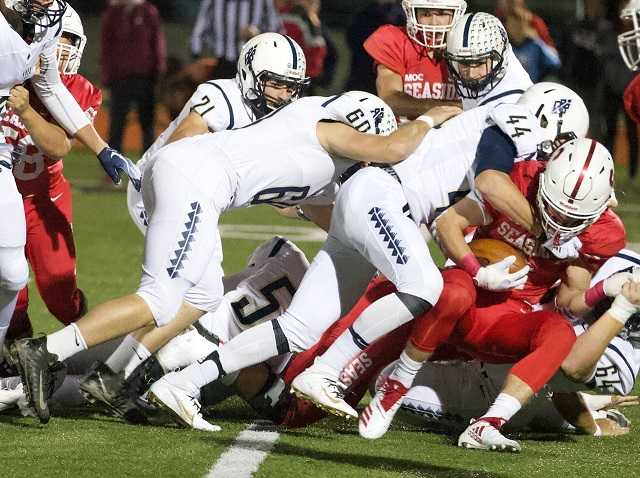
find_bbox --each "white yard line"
[206,421,279,478]
[219,224,327,242]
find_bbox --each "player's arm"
[433,196,489,265]
[375,64,461,119]
[318,105,461,164]
[556,263,597,316]
[473,126,537,232]
[435,195,530,290]
[277,204,333,232]
[166,110,210,144]
[552,392,633,436]
[7,85,71,158]
[31,42,140,187]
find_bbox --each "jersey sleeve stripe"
[321,94,343,107]
[478,89,525,107]
[606,342,636,390]
[281,33,298,70]
[615,252,640,267]
[208,82,235,129]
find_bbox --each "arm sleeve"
[474,126,518,176]
[30,38,90,136]
[363,26,406,76]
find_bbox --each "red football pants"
[7,177,83,339]
[411,268,576,393]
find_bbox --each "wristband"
[607,294,639,324]
[459,253,481,276]
[585,281,606,307]
[416,115,435,128]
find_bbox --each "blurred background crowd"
[74,0,639,179]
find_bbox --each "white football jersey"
[565,249,640,395]
[139,79,255,168]
[168,96,357,210]
[462,46,533,110]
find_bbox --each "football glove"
[474,256,530,291]
[98,147,142,191]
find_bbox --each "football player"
[619,0,640,176]
[78,33,313,411]
[3,5,99,341]
[363,0,466,119]
[0,0,137,371]
[127,32,312,234]
[11,89,459,424]
[358,138,629,452]
[146,81,586,431]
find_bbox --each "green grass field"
[1,151,639,478]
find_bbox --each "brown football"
[468,238,528,273]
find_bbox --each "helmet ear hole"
[540,115,548,129]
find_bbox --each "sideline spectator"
[500,0,561,81]
[101,0,167,153]
[190,0,282,78]
[278,0,327,87]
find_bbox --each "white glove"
[474,256,530,291]
[632,266,640,283]
[603,271,634,297]
[542,236,582,260]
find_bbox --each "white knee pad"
[0,248,28,291]
[277,310,325,353]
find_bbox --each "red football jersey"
[475,161,626,306]
[3,74,102,197]
[364,25,458,102]
[624,73,640,125]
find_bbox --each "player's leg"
[149,233,376,425]
[0,166,29,363]
[26,177,85,324]
[292,168,443,416]
[12,158,223,422]
[6,288,32,342]
[457,309,576,452]
[359,268,476,439]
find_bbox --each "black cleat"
[79,361,142,421]
[10,336,65,424]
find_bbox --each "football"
[468,238,528,273]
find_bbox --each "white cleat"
[291,362,357,419]
[148,375,221,432]
[0,376,25,412]
[359,378,409,439]
[458,417,521,452]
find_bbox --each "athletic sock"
[317,293,414,373]
[483,392,522,424]
[105,334,139,373]
[0,289,18,350]
[47,323,87,362]
[388,350,422,388]
[178,319,285,389]
[123,341,151,379]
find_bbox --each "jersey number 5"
[231,276,296,326]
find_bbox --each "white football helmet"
[236,32,310,118]
[56,4,86,75]
[445,12,509,98]
[401,0,467,49]
[517,82,589,158]
[325,91,398,136]
[5,0,66,27]
[537,138,614,244]
[619,0,640,70]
